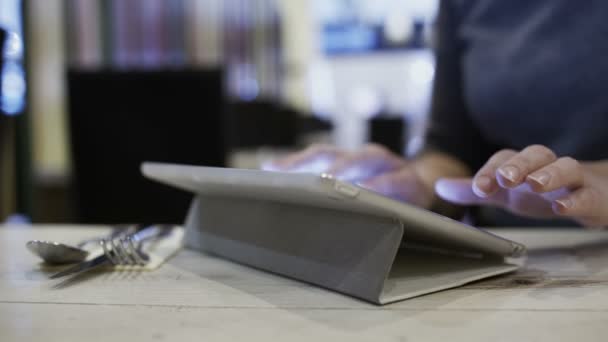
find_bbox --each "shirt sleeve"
[423,0,495,172]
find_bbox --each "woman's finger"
[553,186,604,220]
[473,149,517,197]
[360,168,432,207]
[265,144,341,172]
[435,178,481,204]
[526,157,584,193]
[496,144,557,188]
[436,178,505,206]
[326,144,403,181]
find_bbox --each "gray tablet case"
[143,163,525,305]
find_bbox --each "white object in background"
[315,51,435,152]
[384,12,414,44]
[308,60,336,120]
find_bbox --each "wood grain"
[1,225,608,341]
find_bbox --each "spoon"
[26,240,90,265]
[26,227,130,265]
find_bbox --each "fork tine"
[126,236,148,265]
[99,225,162,266]
[100,239,120,265]
[120,237,141,265]
[111,238,130,265]
[101,235,147,266]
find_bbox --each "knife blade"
[49,253,111,279]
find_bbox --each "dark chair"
[0,28,8,217]
[369,116,407,155]
[67,69,226,224]
[226,100,297,149]
[0,27,6,100]
[225,100,333,150]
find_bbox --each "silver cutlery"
[26,227,128,264]
[49,225,168,279]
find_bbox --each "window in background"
[309,0,439,153]
[316,0,438,55]
[0,0,26,116]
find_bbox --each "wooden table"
[1,225,608,342]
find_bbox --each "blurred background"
[0,0,438,224]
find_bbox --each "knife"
[49,253,111,279]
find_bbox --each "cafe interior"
[2,1,607,341]
[0,0,437,224]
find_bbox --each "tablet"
[141,162,526,258]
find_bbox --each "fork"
[100,225,167,266]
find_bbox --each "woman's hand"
[263,143,438,208]
[435,145,608,227]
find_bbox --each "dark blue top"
[425,0,608,226]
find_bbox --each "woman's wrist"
[579,161,608,228]
[583,161,608,177]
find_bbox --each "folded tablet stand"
[184,195,520,304]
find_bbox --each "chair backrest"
[225,100,297,149]
[0,28,9,218]
[67,69,225,224]
[0,28,6,114]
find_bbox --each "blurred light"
[1,61,26,115]
[349,85,383,119]
[261,155,334,174]
[434,178,464,203]
[4,31,23,58]
[408,57,435,85]
[308,60,336,119]
[239,77,260,102]
[4,214,31,225]
[0,1,26,116]
[407,135,424,156]
[229,63,260,102]
[323,26,376,53]
[400,1,439,22]
[384,13,413,44]
[336,165,378,183]
[289,155,333,174]
[315,0,439,25]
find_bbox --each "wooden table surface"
[1,225,608,342]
